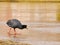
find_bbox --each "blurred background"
[0,0,60,22]
[0,0,60,45]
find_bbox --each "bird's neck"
[18,25,24,29]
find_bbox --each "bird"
[6,19,27,35]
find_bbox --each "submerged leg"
[14,28,16,35]
[8,28,11,34]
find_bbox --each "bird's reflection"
[8,33,16,38]
[7,33,24,42]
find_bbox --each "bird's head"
[18,25,28,29]
[22,25,28,29]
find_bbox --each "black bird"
[6,19,27,35]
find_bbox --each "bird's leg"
[14,28,16,35]
[8,28,11,34]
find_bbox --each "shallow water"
[0,22,60,45]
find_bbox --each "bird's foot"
[14,32,17,35]
[14,33,21,35]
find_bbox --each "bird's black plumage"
[6,19,27,29]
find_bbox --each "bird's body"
[6,19,27,35]
[7,19,22,29]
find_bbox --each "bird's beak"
[26,28,28,29]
